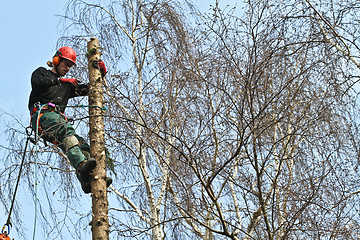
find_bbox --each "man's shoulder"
[33,66,48,73]
[32,67,56,79]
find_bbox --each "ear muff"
[52,56,61,66]
[52,50,63,67]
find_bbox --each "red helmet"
[53,46,77,66]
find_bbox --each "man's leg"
[74,135,113,192]
[31,110,96,193]
[74,135,91,160]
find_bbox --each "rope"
[57,104,107,111]
[32,104,45,240]
[1,137,30,235]
[2,127,36,235]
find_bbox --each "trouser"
[30,110,90,169]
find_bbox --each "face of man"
[56,59,75,76]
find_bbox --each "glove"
[98,60,107,76]
[93,60,107,77]
[59,78,79,86]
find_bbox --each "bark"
[87,37,109,240]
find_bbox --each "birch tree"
[1,0,360,239]
[60,1,360,239]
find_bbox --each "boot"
[76,158,97,193]
[81,177,113,194]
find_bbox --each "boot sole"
[79,159,97,181]
[82,177,113,194]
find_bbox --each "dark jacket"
[28,67,88,113]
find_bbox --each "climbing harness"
[30,102,107,123]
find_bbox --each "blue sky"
[1,1,67,118]
[0,0,222,117]
[4,5,87,238]
[0,0,237,239]
[0,0,235,117]
[1,1,70,239]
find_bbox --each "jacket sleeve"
[31,67,59,90]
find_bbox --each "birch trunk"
[87,37,109,240]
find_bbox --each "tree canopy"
[1,0,360,239]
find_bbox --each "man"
[28,46,111,193]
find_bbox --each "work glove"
[59,78,79,86]
[93,60,107,77]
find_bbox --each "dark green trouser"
[31,110,90,169]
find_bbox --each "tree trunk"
[87,37,109,240]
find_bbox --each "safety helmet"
[52,46,77,66]
[0,233,10,240]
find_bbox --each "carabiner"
[1,223,10,235]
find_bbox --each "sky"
[0,0,238,239]
[1,1,68,118]
[0,0,228,117]
[1,1,72,239]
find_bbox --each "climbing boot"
[81,177,113,194]
[76,158,97,193]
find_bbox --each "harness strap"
[29,103,67,145]
[30,102,56,116]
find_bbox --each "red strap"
[30,106,49,116]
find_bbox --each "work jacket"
[28,67,88,113]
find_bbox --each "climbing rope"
[2,135,31,239]
[56,104,107,112]
[32,104,46,240]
